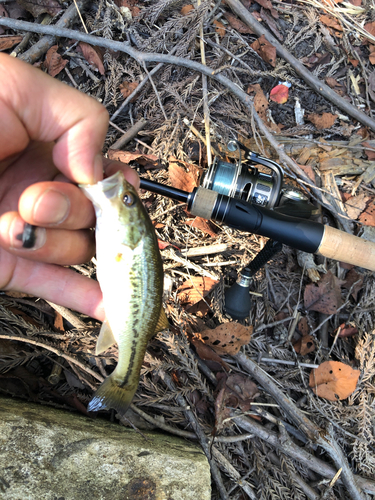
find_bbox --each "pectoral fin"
[155,307,169,333]
[96,320,117,355]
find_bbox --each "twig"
[234,352,366,500]
[18,0,88,64]
[183,117,220,156]
[232,412,375,495]
[159,369,229,500]
[142,61,168,121]
[46,301,87,329]
[109,118,147,150]
[181,243,229,257]
[224,0,375,132]
[0,333,102,382]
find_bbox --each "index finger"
[0,54,109,184]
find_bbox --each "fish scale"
[80,171,168,416]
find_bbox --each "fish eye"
[123,192,136,207]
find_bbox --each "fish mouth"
[100,171,124,200]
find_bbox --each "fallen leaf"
[54,311,64,331]
[200,323,253,355]
[304,271,343,315]
[223,12,254,34]
[260,8,282,40]
[307,112,337,129]
[185,217,217,237]
[369,46,375,65]
[251,34,276,67]
[177,276,218,308]
[269,83,289,104]
[15,0,62,17]
[181,4,194,15]
[364,21,375,39]
[78,42,105,75]
[157,239,180,251]
[44,45,68,77]
[108,149,159,169]
[293,334,315,356]
[169,157,202,191]
[247,83,269,122]
[0,35,22,51]
[342,268,364,300]
[119,80,138,100]
[344,192,368,219]
[3,1,26,19]
[190,337,230,371]
[114,0,140,16]
[334,323,358,338]
[297,316,309,336]
[363,140,375,160]
[309,360,360,401]
[298,163,316,183]
[255,0,278,18]
[213,19,225,38]
[320,14,343,31]
[359,198,375,226]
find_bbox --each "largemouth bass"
[81,171,168,416]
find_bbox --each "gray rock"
[0,396,211,500]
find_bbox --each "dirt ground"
[1,0,375,498]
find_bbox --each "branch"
[234,352,366,500]
[224,0,375,133]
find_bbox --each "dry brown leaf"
[114,0,140,16]
[78,42,105,75]
[177,276,218,308]
[334,323,358,338]
[304,271,343,315]
[247,84,280,132]
[15,0,62,17]
[320,14,343,31]
[293,334,315,356]
[44,45,68,77]
[181,4,194,15]
[297,316,309,336]
[184,217,217,237]
[213,19,225,38]
[200,323,253,355]
[255,0,278,18]
[119,80,138,100]
[251,34,276,67]
[54,312,64,332]
[364,21,375,39]
[342,268,364,300]
[108,150,159,169]
[309,360,360,401]
[191,337,230,371]
[223,12,254,34]
[0,35,22,51]
[169,157,202,191]
[344,192,368,219]
[307,112,337,129]
[359,198,375,226]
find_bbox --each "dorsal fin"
[96,320,117,355]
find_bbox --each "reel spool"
[202,140,283,209]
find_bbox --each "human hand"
[0,54,139,321]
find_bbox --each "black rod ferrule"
[140,178,190,203]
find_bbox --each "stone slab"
[0,397,211,500]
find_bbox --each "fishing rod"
[140,140,375,318]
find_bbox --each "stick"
[109,118,147,150]
[224,0,375,133]
[234,352,365,500]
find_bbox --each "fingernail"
[12,221,46,250]
[93,154,103,184]
[33,189,70,225]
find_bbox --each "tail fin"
[87,375,136,417]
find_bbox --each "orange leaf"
[293,334,315,356]
[307,112,337,129]
[169,157,202,191]
[107,150,159,169]
[185,217,217,237]
[200,323,253,355]
[320,14,343,31]
[223,12,254,34]
[78,42,105,75]
[181,4,194,15]
[269,83,289,104]
[309,361,360,401]
[0,35,23,51]
[44,45,68,77]
[213,19,226,38]
[177,276,218,308]
[358,198,375,226]
[119,80,138,100]
[251,34,276,67]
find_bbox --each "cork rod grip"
[317,226,375,271]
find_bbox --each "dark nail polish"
[16,223,38,249]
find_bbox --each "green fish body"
[81,171,168,416]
